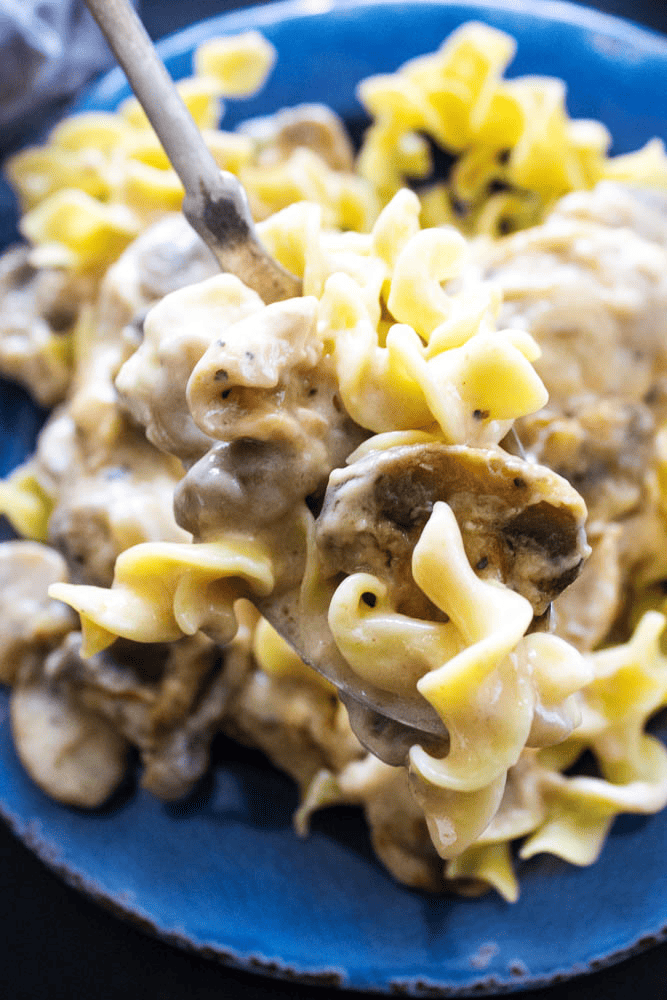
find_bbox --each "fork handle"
[84,0,301,302]
[85,0,221,197]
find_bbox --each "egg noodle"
[1,23,667,899]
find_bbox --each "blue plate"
[2,1,667,993]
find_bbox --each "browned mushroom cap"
[239,103,356,172]
[315,442,590,618]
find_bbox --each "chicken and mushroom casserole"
[1,23,667,901]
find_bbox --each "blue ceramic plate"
[2,1,667,994]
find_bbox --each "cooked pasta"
[0,22,666,901]
[356,21,667,236]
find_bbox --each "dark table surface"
[2,2,667,998]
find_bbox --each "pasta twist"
[49,538,275,657]
[0,464,53,542]
[411,504,588,856]
[444,612,667,897]
[356,21,667,236]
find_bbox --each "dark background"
[2,2,667,998]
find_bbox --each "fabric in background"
[0,1,137,133]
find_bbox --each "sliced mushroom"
[42,610,255,802]
[315,442,589,619]
[239,103,355,172]
[10,679,128,808]
[0,542,76,685]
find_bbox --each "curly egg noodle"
[1,23,667,900]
